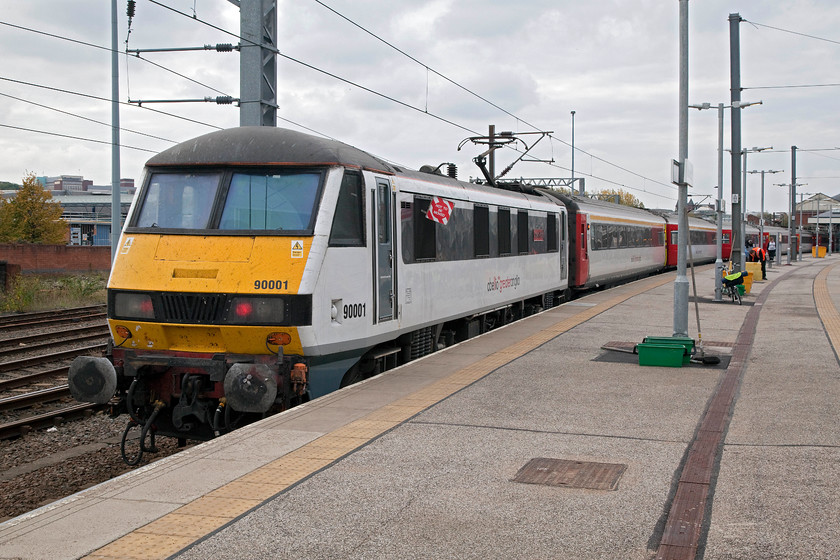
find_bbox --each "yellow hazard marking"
[291,239,304,258]
[85,271,676,560]
[814,262,840,354]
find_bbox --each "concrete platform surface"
[1,256,839,560]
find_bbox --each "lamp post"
[689,100,761,300]
[741,146,772,254]
[747,169,782,253]
[688,102,724,300]
[796,187,810,262]
[816,194,820,255]
[775,182,805,265]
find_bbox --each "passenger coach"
[543,192,667,290]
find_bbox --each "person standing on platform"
[767,238,776,267]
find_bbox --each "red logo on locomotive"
[426,197,455,225]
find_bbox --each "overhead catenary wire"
[744,19,840,47]
[0,75,224,132]
[311,0,675,192]
[743,83,840,90]
[2,8,677,202]
[149,0,676,198]
[0,123,158,153]
[0,91,177,144]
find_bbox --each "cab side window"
[329,170,365,246]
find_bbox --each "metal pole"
[760,170,765,244]
[674,0,689,338]
[489,124,496,181]
[742,150,747,252]
[571,110,575,182]
[776,231,782,266]
[791,146,797,262]
[799,192,804,262]
[714,103,724,301]
[816,195,820,256]
[830,204,834,256]
[110,0,121,261]
[729,13,743,272]
[239,0,277,126]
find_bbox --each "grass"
[0,273,108,313]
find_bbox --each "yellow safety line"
[814,262,840,354]
[85,273,674,560]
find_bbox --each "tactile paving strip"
[655,261,840,560]
[814,263,840,358]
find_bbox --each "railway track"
[0,344,107,374]
[0,385,71,413]
[0,306,110,440]
[0,305,106,330]
[0,403,98,439]
[0,366,70,393]
[0,325,110,357]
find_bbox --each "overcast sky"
[1,0,839,214]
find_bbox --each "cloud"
[0,0,838,211]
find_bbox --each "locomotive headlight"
[114,325,132,340]
[267,332,292,346]
[113,292,155,320]
[226,296,285,324]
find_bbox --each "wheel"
[734,289,742,305]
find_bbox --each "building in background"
[3,175,137,246]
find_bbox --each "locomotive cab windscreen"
[131,170,324,233]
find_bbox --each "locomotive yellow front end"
[66,127,387,460]
[103,232,313,440]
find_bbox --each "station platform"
[2,256,840,560]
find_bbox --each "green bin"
[637,343,686,368]
[642,336,694,364]
[636,342,688,367]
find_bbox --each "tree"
[591,188,645,209]
[0,173,67,244]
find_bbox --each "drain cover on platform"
[512,458,627,490]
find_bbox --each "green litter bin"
[642,336,694,364]
[636,343,686,367]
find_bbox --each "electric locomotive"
[68,127,570,451]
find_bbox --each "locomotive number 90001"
[254,280,289,290]
[344,303,366,319]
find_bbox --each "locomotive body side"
[68,127,571,445]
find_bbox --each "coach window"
[414,197,436,260]
[329,170,365,246]
[517,210,529,254]
[474,205,490,257]
[547,213,558,252]
[498,208,511,255]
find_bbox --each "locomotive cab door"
[373,178,395,322]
